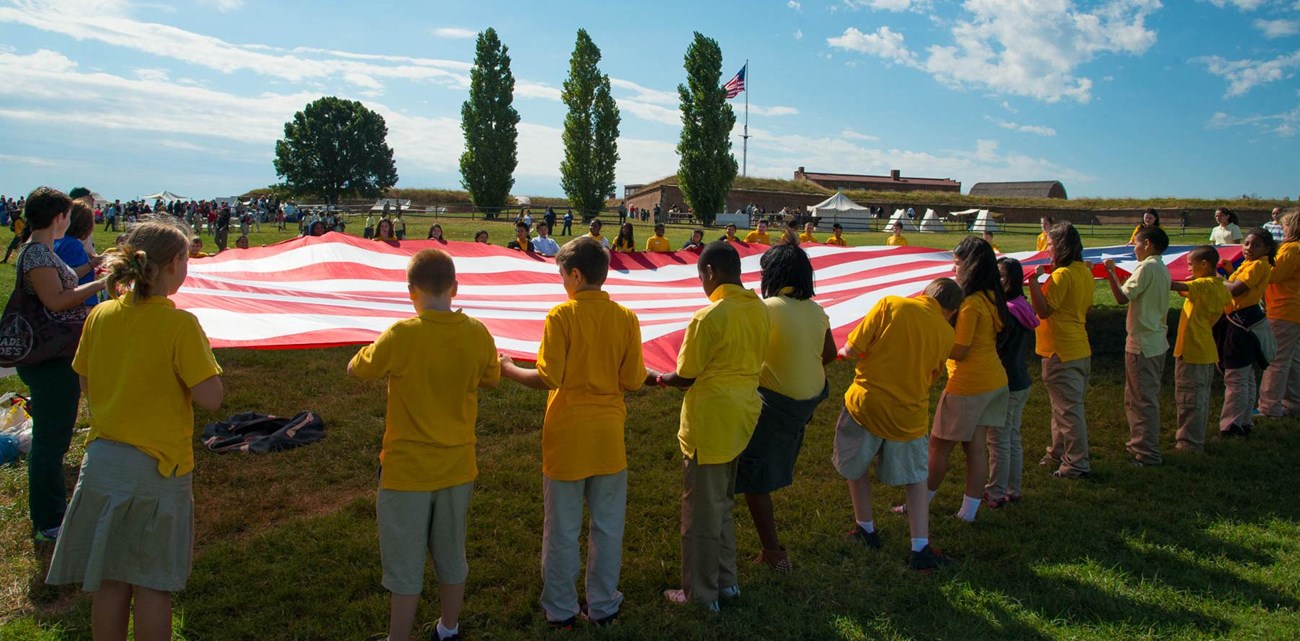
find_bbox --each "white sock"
[927,489,937,502]
[956,495,981,522]
[856,519,875,533]
[911,537,929,553]
[437,619,458,637]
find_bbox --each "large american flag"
[174,234,1240,373]
[723,64,746,99]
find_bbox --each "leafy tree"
[677,33,737,226]
[460,28,520,216]
[560,29,620,219]
[273,97,398,204]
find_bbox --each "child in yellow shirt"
[646,223,671,252]
[1259,212,1300,418]
[798,222,818,244]
[886,221,909,246]
[743,221,771,244]
[1170,246,1231,451]
[48,219,224,641]
[825,223,848,246]
[835,278,963,571]
[1215,228,1275,437]
[348,249,501,641]
[647,241,770,609]
[499,237,645,628]
[1036,216,1053,252]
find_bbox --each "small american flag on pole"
[723,64,746,99]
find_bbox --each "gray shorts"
[932,386,1010,442]
[831,407,928,486]
[377,482,473,594]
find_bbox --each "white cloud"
[431,27,478,39]
[133,67,168,82]
[750,105,800,116]
[985,116,1057,136]
[1197,50,1300,96]
[843,0,920,11]
[794,29,803,40]
[918,0,1161,104]
[0,1,472,91]
[827,26,918,67]
[1255,18,1300,38]
[999,100,1018,113]
[198,0,242,11]
[515,80,562,101]
[1208,102,1300,137]
[610,77,798,123]
[840,128,880,141]
[1206,0,1270,10]
[787,0,801,9]
[0,153,56,167]
[158,139,211,152]
[610,78,678,106]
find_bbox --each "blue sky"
[0,0,1296,203]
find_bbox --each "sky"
[0,0,1297,203]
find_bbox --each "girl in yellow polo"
[47,218,224,640]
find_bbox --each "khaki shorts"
[377,482,473,594]
[832,407,928,486]
[932,386,1010,442]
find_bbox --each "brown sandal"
[755,547,793,574]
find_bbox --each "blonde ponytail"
[103,217,189,299]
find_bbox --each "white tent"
[141,191,188,201]
[886,208,918,232]
[919,208,947,233]
[806,192,873,231]
[371,198,412,212]
[969,210,1004,232]
[948,208,982,219]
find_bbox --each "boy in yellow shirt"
[743,221,771,244]
[499,237,645,628]
[825,223,847,246]
[835,278,962,571]
[647,241,770,610]
[886,221,908,247]
[348,249,501,641]
[1170,246,1231,451]
[646,223,671,253]
[798,222,818,244]
[1036,217,1053,252]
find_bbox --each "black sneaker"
[1220,424,1250,438]
[908,544,954,572]
[847,524,882,549]
[580,605,619,628]
[548,616,577,631]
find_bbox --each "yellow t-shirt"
[1174,276,1231,364]
[799,232,818,244]
[72,293,222,477]
[886,235,908,247]
[825,236,847,246]
[1034,261,1093,361]
[1267,242,1300,323]
[676,284,770,463]
[990,243,1001,254]
[646,236,670,253]
[588,233,609,248]
[759,293,830,400]
[844,296,954,441]
[1128,224,1143,245]
[612,238,635,252]
[13,218,25,236]
[1036,232,1049,252]
[536,290,645,481]
[744,231,770,244]
[349,309,500,492]
[945,291,1007,395]
[1226,258,1270,313]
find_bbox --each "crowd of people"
[8,182,1300,640]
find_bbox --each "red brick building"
[793,167,961,194]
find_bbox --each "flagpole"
[742,60,750,177]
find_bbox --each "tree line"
[272,30,737,225]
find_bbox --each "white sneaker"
[663,588,720,612]
[719,585,741,599]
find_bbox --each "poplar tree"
[677,33,737,226]
[560,29,620,219]
[460,28,520,216]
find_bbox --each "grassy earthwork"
[0,216,1297,640]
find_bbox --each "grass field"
[1,218,1297,640]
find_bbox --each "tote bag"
[0,246,85,367]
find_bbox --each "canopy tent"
[886,208,918,232]
[141,191,188,201]
[948,208,982,218]
[514,195,532,206]
[210,197,239,208]
[969,210,1004,232]
[807,192,872,230]
[919,208,947,233]
[371,199,412,212]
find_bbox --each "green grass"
[0,222,1296,640]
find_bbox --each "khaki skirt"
[46,439,194,592]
